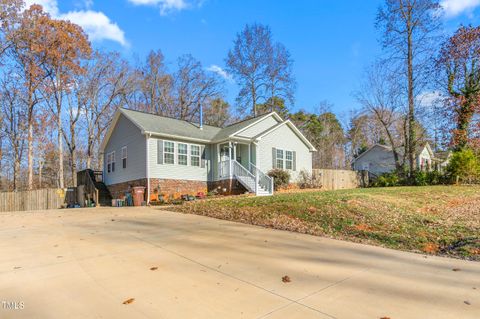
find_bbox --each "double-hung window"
[164,141,175,164]
[190,145,200,167]
[276,149,284,169]
[177,143,188,166]
[107,151,115,173]
[121,146,127,169]
[285,151,293,170]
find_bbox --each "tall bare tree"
[41,17,91,188]
[172,54,223,122]
[0,72,26,190]
[9,4,51,189]
[376,0,442,176]
[227,23,295,117]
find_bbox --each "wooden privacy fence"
[312,169,362,190]
[0,188,76,213]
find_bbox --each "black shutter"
[293,151,297,171]
[157,140,163,164]
[201,145,206,168]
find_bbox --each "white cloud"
[206,65,233,82]
[417,91,445,108]
[24,0,127,46]
[441,0,480,17]
[128,0,198,15]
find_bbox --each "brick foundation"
[107,178,148,200]
[107,178,248,202]
[149,178,208,198]
[208,179,248,196]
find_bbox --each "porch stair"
[231,161,273,196]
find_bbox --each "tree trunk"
[38,161,43,188]
[27,113,34,190]
[57,110,64,188]
[407,13,416,178]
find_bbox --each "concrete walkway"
[0,207,478,319]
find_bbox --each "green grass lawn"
[170,186,480,260]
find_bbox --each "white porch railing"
[218,160,273,196]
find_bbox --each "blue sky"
[27,0,480,120]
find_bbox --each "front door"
[219,144,231,178]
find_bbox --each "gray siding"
[236,116,279,138]
[353,146,396,175]
[256,124,313,181]
[104,114,146,185]
[148,137,211,181]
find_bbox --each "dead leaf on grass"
[122,298,135,305]
[354,224,372,231]
[282,275,291,283]
[307,207,317,214]
[150,267,158,271]
[422,243,439,253]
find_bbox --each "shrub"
[446,149,480,184]
[374,172,401,187]
[297,170,322,189]
[268,169,290,190]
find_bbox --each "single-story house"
[352,142,451,176]
[99,108,317,202]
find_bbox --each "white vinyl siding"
[236,116,280,138]
[352,145,397,176]
[103,114,146,186]
[149,137,210,181]
[257,124,312,181]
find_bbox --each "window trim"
[177,142,188,166]
[276,148,295,171]
[163,141,175,165]
[107,151,115,173]
[276,149,284,169]
[285,150,293,170]
[161,140,204,168]
[190,144,201,167]
[121,146,127,169]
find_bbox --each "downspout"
[146,133,151,205]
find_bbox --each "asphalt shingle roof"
[121,108,271,142]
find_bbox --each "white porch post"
[228,141,232,179]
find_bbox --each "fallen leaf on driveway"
[150,267,158,271]
[464,301,471,305]
[282,275,291,283]
[452,268,461,272]
[123,298,135,305]
[380,317,391,319]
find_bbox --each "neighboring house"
[352,142,448,176]
[99,108,316,201]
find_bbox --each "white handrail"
[249,162,274,195]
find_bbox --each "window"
[121,146,127,169]
[276,149,284,169]
[107,151,115,173]
[177,143,188,166]
[191,145,200,167]
[164,141,175,164]
[285,151,293,170]
[107,153,111,173]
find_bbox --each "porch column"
[228,141,232,179]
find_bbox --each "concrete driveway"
[0,207,478,319]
